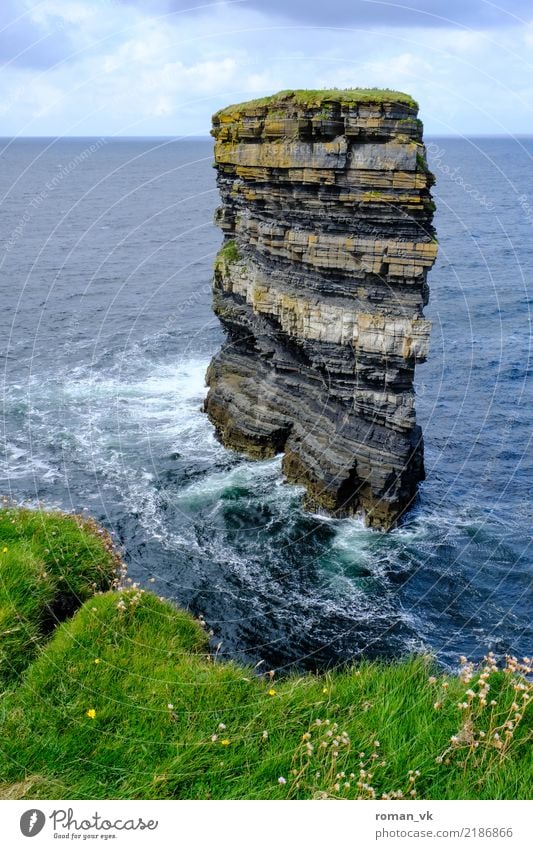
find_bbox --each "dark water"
[1,135,531,671]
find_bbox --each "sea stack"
[204,89,438,529]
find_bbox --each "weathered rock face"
[204,89,437,529]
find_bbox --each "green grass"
[217,239,240,264]
[0,507,531,800]
[0,505,121,683]
[215,88,418,118]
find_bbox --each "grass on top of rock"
[214,88,418,118]
[0,507,531,801]
[0,505,121,684]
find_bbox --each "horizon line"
[1,133,533,141]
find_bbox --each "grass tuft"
[0,505,122,683]
[0,507,531,800]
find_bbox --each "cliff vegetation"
[0,507,530,800]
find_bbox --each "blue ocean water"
[0,135,531,670]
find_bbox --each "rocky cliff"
[204,89,437,529]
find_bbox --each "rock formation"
[204,89,437,529]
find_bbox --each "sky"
[0,0,531,136]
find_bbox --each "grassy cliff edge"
[0,506,530,800]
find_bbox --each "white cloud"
[0,0,531,135]
[30,0,97,27]
[523,22,533,46]
[363,52,432,83]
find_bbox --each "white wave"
[174,457,283,504]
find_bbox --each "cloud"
[0,0,531,136]
[0,0,76,68]
[117,0,533,28]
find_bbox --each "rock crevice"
[204,89,437,529]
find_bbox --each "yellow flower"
[220,739,231,746]
[322,687,328,694]
[268,688,277,697]
[94,658,101,664]
[86,709,96,719]
[2,547,7,554]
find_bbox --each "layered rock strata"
[204,89,437,529]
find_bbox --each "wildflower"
[86,709,96,719]
[220,739,231,746]
[167,703,174,710]
[211,735,218,742]
[2,547,8,553]
[218,723,226,730]
[94,658,101,664]
[278,776,286,785]
[428,676,437,685]
[322,688,328,694]
[268,689,277,697]
[374,740,380,747]
[433,701,442,710]
[261,730,268,740]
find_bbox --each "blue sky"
[0,0,531,136]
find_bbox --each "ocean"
[0,135,531,671]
